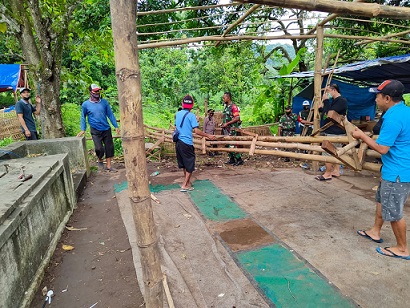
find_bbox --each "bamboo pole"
[136,3,239,16]
[236,0,410,19]
[110,1,163,307]
[146,129,375,143]
[208,147,380,172]
[215,4,261,47]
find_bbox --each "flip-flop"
[180,187,194,192]
[376,247,410,260]
[315,175,332,181]
[357,230,383,243]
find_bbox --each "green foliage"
[0,92,16,108]
[0,137,14,147]
[61,103,81,136]
[113,137,123,157]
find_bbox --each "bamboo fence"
[144,124,381,172]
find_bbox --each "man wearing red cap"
[175,95,215,192]
[353,80,410,260]
[77,84,120,172]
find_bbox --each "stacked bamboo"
[0,111,24,140]
[144,124,381,172]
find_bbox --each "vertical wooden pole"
[312,25,324,172]
[109,1,163,307]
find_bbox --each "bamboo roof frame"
[136,2,410,49]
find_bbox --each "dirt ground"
[29,153,386,307]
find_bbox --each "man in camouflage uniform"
[277,105,297,162]
[221,92,244,166]
[278,105,297,136]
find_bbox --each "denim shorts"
[376,178,410,222]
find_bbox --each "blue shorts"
[376,179,410,222]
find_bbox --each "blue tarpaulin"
[0,64,22,92]
[293,79,376,134]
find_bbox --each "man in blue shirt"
[175,95,215,192]
[77,84,120,172]
[15,88,41,140]
[353,80,410,260]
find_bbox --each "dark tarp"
[281,54,410,93]
[0,64,22,93]
[293,79,376,134]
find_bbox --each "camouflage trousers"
[224,129,241,160]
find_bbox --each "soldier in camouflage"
[221,92,244,166]
[278,105,297,137]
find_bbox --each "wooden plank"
[321,140,358,170]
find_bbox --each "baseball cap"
[182,95,194,109]
[20,88,31,93]
[89,84,101,92]
[302,100,310,106]
[369,80,404,98]
[285,105,292,109]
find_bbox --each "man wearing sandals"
[353,80,410,260]
[77,84,120,172]
[175,95,216,192]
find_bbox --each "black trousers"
[90,127,115,159]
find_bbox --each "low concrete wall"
[0,154,76,308]
[0,137,90,196]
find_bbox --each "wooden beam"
[356,29,410,46]
[137,34,316,49]
[215,4,261,47]
[235,0,410,19]
[136,3,239,16]
[321,140,359,170]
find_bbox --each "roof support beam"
[236,0,410,19]
[137,33,409,49]
[215,4,261,47]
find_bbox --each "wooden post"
[202,137,206,154]
[109,1,163,307]
[312,25,324,172]
[249,135,258,156]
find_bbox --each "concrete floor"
[116,164,410,307]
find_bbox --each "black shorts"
[176,140,195,173]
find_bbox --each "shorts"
[176,140,196,173]
[377,178,410,222]
[322,133,344,157]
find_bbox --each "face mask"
[90,91,100,100]
[286,111,291,115]
[328,93,332,99]
[303,106,309,110]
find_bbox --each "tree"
[110,0,163,306]
[0,0,79,138]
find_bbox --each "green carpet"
[188,180,247,221]
[237,244,355,308]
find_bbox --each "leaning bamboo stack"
[144,123,381,172]
[0,111,24,140]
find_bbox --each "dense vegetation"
[1,1,409,137]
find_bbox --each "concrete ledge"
[0,137,90,198]
[0,154,76,308]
